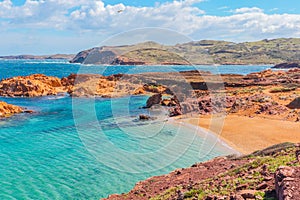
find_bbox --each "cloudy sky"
[1,0,300,55]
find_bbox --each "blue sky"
[1,0,300,55]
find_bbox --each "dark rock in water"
[24,110,34,114]
[161,96,183,117]
[144,93,162,108]
[272,63,300,69]
[139,114,151,120]
[287,97,300,109]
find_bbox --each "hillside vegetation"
[70,38,300,65]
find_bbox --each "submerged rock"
[139,114,151,120]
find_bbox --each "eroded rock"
[0,101,23,117]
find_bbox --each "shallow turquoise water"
[0,60,269,199]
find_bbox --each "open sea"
[0,59,270,199]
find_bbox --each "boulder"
[144,94,162,108]
[287,97,300,109]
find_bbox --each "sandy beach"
[179,114,300,154]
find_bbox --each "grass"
[151,145,299,200]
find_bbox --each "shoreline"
[178,114,300,154]
[167,116,242,156]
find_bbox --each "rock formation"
[287,97,300,109]
[144,93,162,108]
[0,69,299,120]
[0,74,65,97]
[275,166,300,200]
[0,101,23,117]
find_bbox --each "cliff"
[70,38,300,65]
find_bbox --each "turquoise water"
[0,60,269,199]
[0,59,270,79]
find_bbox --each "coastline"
[178,114,300,154]
[167,116,242,156]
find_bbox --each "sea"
[0,59,271,199]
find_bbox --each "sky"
[0,0,300,55]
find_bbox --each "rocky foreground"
[103,143,300,200]
[0,68,299,121]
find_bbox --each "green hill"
[70,38,300,65]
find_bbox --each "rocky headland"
[103,143,300,200]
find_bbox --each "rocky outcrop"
[144,93,162,108]
[275,166,300,200]
[0,74,65,97]
[287,97,300,109]
[0,101,23,117]
[272,63,300,69]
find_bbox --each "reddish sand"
[181,115,300,154]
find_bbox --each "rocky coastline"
[103,143,300,200]
[1,68,299,121]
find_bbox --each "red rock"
[0,74,64,97]
[275,166,300,200]
[0,101,23,117]
[238,190,257,199]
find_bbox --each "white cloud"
[233,7,264,14]
[0,0,300,54]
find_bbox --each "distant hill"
[70,38,300,65]
[0,54,75,60]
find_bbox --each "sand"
[179,115,300,154]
